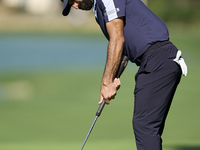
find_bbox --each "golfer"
[61,0,187,149]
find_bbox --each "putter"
[80,55,129,150]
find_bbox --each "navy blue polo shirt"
[93,0,169,63]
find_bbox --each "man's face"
[69,0,93,10]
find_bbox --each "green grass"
[0,25,200,150]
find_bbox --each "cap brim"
[62,0,72,16]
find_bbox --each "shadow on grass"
[165,145,200,150]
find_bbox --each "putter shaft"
[80,116,98,150]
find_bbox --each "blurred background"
[0,0,200,150]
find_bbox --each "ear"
[72,2,79,9]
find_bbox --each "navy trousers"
[133,42,182,150]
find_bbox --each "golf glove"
[173,50,188,76]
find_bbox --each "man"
[61,0,187,149]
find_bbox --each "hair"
[78,0,93,10]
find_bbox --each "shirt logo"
[104,8,120,17]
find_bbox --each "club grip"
[96,55,129,117]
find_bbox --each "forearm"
[102,17,125,85]
[102,37,124,84]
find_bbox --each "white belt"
[173,50,188,76]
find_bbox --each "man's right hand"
[99,78,121,105]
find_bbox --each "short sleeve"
[102,0,126,22]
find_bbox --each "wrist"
[102,76,113,86]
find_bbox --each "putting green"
[0,24,200,150]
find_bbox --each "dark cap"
[61,0,72,16]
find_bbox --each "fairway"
[0,24,200,150]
